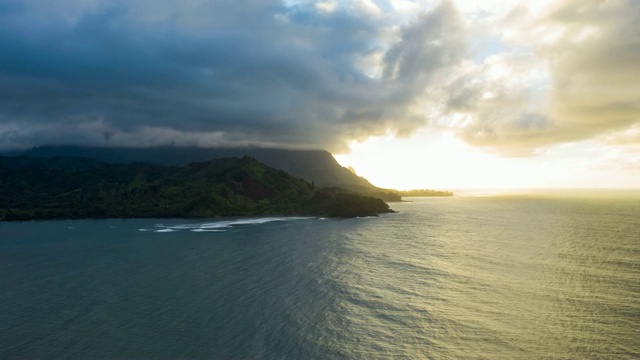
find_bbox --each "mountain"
[0,156,393,220]
[17,146,401,201]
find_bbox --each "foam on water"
[151,216,314,233]
[191,229,226,232]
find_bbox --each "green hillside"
[19,146,402,201]
[0,156,393,220]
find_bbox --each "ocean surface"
[1,191,639,359]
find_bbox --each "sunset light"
[336,131,640,190]
[1,0,638,190]
[2,1,639,359]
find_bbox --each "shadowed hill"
[0,156,393,220]
[19,146,401,201]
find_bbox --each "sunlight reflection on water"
[1,192,638,358]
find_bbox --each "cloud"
[0,0,468,151]
[1,0,637,155]
[441,0,640,155]
[546,0,640,136]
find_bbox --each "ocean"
[1,191,639,359]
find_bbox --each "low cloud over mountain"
[0,0,638,156]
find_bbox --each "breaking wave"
[140,217,314,233]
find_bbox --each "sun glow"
[334,131,640,190]
[335,132,526,190]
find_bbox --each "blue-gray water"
[1,192,639,359]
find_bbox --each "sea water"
[1,191,639,359]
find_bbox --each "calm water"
[1,192,639,359]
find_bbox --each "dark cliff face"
[19,146,374,188]
[18,146,402,201]
[0,155,393,220]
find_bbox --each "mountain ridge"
[17,145,401,201]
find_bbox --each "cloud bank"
[0,0,638,154]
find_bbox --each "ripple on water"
[0,194,638,359]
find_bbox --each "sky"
[0,0,638,189]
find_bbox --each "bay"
[1,191,639,359]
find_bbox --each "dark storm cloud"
[0,0,467,151]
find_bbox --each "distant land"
[398,189,453,197]
[0,156,394,221]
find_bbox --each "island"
[398,189,453,197]
[0,155,394,220]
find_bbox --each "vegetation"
[0,156,394,221]
[398,189,454,197]
[310,187,394,217]
[336,184,402,202]
[18,146,402,201]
